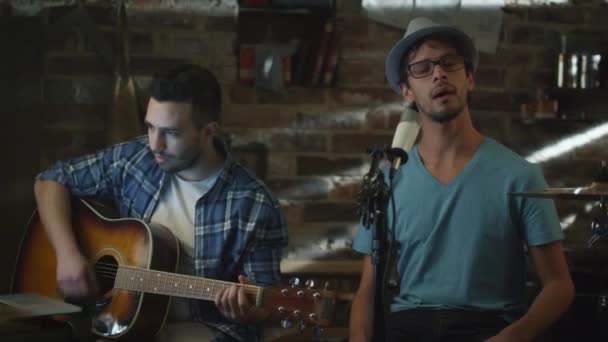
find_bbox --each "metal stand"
[358,146,406,342]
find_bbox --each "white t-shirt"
[150,170,221,321]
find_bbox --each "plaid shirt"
[36,136,288,341]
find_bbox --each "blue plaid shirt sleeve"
[241,195,288,287]
[35,143,131,200]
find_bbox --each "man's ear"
[206,122,219,133]
[467,71,475,92]
[400,82,415,104]
[202,122,220,141]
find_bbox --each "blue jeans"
[387,309,510,342]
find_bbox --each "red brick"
[527,6,585,24]
[267,155,295,178]
[365,109,388,129]
[341,34,398,60]
[469,90,531,112]
[44,78,113,105]
[329,180,362,202]
[478,48,535,68]
[205,16,237,32]
[341,15,372,38]
[129,56,189,76]
[231,142,268,179]
[364,106,405,131]
[505,68,556,90]
[535,49,559,69]
[229,129,327,153]
[46,55,109,76]
[508,25,561,46]
[337,1,362,15]
[223,106,297,128]
[228,84,257,104]
[474,67,505,89]
[267,178,330,200]
[337,60,385,85]
[301,202,358,223]
[87,4,117,26]
[331,87,400,106]
[129,11,197,30]
[387,109,402,128]
[332,132,394,154]
[572,136,608,160]
[296,109,365,130]
[84,31,115,55]
[44,104,107,125]
[130,32,155,54]
[45,29,82,52]
[588,7,608,28]
[44,128,105,158]
[44,128,75,148]
[272,132,327,153]
[542,159,606,186]
[280,203,302,225]
[297,156,366,176]
[257,87,326,105]
[170,36,208,56]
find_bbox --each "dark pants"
[387,309,510,342]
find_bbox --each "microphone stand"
[358,146,406,342]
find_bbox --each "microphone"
[389,105,420,178]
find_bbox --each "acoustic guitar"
[11,198,336,340]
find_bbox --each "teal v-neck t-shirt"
[352,138,562,320]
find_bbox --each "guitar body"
[12,198,179,340]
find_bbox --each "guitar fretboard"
[113,266,262,305]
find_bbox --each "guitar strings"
[90,261,261,295]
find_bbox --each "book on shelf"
[310,18,334,86]
[238,45,256,85]
[321,19,342,86]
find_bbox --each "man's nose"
[432,63,448,82]
[149,131,165,152]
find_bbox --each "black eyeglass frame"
[405,54,469,79]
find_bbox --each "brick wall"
[12,0,608,278]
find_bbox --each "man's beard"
[426,109,461,123]
[159,150,201,173]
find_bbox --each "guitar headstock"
[262,278,336,329]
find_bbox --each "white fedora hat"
[385,17,478,94]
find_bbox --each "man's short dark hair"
[150,64,222,128]
[398,35,474,87]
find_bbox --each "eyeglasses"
[406,54,467,79]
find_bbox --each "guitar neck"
[113,266,263,305]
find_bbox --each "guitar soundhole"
[95,255,118,295]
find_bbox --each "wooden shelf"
[280,259,362,275]
[514,116,594,125]
[237,2,338,88]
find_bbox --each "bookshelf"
[237,1,339,88]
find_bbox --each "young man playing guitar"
[33,64,288,341]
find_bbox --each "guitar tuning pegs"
[293,309,302,318]
[289,277,301,287]
[313,326,325,339]
[281,319,294,329]
[305,279,316,289]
